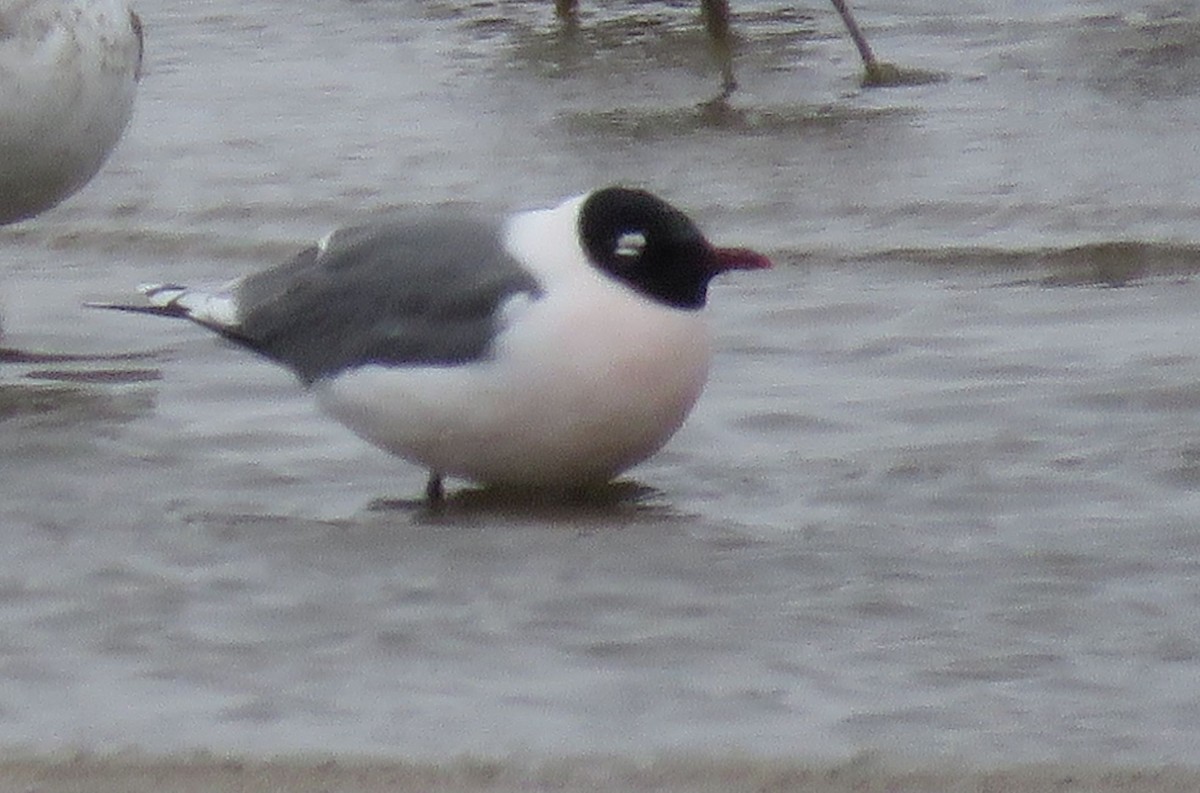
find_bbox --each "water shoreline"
[5,752,1199,793]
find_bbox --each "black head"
[578,187,770,310]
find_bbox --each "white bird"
[96,187,770,502]
[0,0,143,224]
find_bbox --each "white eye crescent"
[615,231,647,259]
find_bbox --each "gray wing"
[228,215,543,385]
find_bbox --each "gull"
[1,0,143,224]
[95,187,771,503]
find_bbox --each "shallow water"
[3,0,1200,770]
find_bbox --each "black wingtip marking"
[84,301,191,320]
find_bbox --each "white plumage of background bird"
[0,0,143,224]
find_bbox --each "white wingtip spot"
[137,282,240,328]
[139,283,188,306]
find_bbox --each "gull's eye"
[614,231,647,260]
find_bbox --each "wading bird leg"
[425,472,445,505]
[829,0,878,74]
[701,0,737,98]
[555,0,578,24]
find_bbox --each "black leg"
[425,472,445,505]
[554,0,578,22]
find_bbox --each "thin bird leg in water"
[425,472,445,505]
[552,0,884,95]
[554,0,578,26]
[828,0,878,72]
[701,0,737,98]
[556,0,731,91]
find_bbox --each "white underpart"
[315,195,713,487]
[0,0,141,223]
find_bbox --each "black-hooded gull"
[95,187,771,502]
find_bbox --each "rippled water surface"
[4,0,1200,771]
